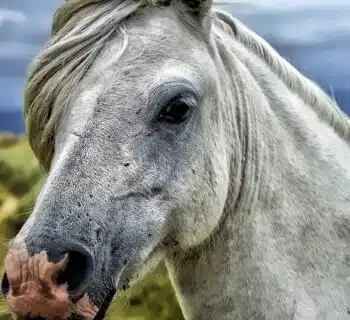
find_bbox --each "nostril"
[1,272,9,296]
[55,250,93,300]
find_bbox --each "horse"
[1,0,350,319]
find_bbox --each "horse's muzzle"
[1,247,99,319]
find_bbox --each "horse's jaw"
[91,287,116,320]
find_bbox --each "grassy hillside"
[0,134,183,320]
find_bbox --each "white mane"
[213,8,350,143]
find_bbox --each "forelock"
[24,0,170,171]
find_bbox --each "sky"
[222,0,350,9]
[0,0,349,112]
[0,0,60,111]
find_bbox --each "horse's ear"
[174,0,213,21]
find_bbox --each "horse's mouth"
[14,287,116,320]
[2,249,117,320]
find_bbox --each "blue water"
[0,0,349,132]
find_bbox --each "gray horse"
[1,0,350,319]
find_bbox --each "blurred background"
[0,1,349,319]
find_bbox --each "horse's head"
[1,0,235,318]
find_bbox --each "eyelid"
[167,93,198,107]
[147,82,199,120]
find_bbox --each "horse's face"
[2,2,231,319]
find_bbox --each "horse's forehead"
[83,36,213,103]
[126,5,193,41]
[91,8,206,77]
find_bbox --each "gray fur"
[13,1,350,319]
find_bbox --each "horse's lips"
[23,315,83,320]
[21,291,115,320]
[12,287,116,320]
[4,284,115,320]
[23,317,82,320]
[5,288,114,320]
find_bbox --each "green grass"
[0,134,183,320]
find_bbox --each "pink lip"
[4,248,98,319]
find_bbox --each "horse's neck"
[166,38,350,319]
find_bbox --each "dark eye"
[156,95,195,124]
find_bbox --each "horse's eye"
[156,96,194,124]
